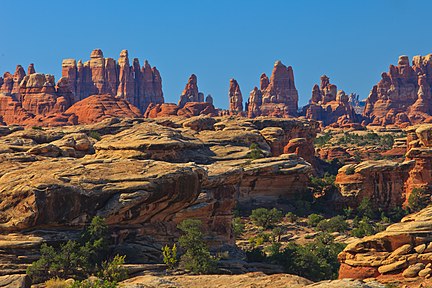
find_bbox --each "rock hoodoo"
[246,61,298,118]
[363,54,432,127]
[228,78,243,115]
[302,75,361,128]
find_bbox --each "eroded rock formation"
[302,75,361,128]
[363,54,432,127]
[246,61,298,118]
[228,79,243,115]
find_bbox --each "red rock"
[65,94,141,124]
[177,102,218,117]
[246,61,298,118]
[338,263,380,279]
[246,87,263,118]
[363,54,432,127]
[61,49,164,113]
[178,74,201,107]
[283,137,316,166]
[27,63,35,75]
[302,75,361,127]
[228,78,243,115]
[144,103,179,118]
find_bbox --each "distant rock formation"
[246,61,298,118]
[228,78,243,115]
[363,54,432,127]
[146,74,218,118]
[62,49,164,112]
[302,75,361,128]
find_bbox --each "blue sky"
[1,0,432,108]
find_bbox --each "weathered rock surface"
[228,79,243,115]
[0,116,317,275]
[65,94,141,124]
[246,61,298,118]
[335,160,414,209]
[302,75,362,128]
[339,205,432,280]
[363,54,432,127]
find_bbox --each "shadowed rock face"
[0,116,317,274]
[363,54,432,127]
[229,78,243,115]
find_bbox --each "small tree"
[177,219,217,274]
[97,255,128,283]
[250,208,283,229]
[285,212,298,223]
[316,216,348,233]
[162,244,178,270]
[307,214,324,227]
[232,217,245,237]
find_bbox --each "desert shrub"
[314,132,332,147]
[269,233,345,281]
[265,242,282,257]
[408,188,428,212]
[97,255,128,283]
[27,216,121,283]
[248,232,270,247]
[351,217,376,238]
[307,213,324,227]
[250,208,283,229]
[248,143,264,159]
[357,197,377,219]
[245,247,266,262]
[162,244,178,270]
[88,131,102,141]
[32,126,44,130]
[177,219,218,274]
[271,227,284,242]
[345,166,355,175]
[285,212,298,223]
[232,217,245,237]
[316,216,348,233]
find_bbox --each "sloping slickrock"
[338,205,432,280]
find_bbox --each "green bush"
[27,216,119,283]
[357,197,376,219]
[232,217,245,237]
[269,233,345,281]
[250,208,283,229]
[45,278,70,288]
[177,219,218,274]
[307,214,324,227]
[316,216,348,233]
[245,247,267,262]
[97,255,128,283]
[351,217,376,238]
[88,131,102,141]
[408,188,428,212]
[314,132,332,147]
[248,143,264,159]
[162,244,178,270]
[345,166,355,175]
[285,212,298,223]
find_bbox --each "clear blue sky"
[1,0,432,108]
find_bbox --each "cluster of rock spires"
[363,55,432,127]
[2,49,432,129]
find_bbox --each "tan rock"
[419,267,432,277]
[378,260,407,274]
[402,263,425,278]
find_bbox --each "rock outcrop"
[246,61,298,118]
[302,75,361,128]
[363,54,432,127]
[339,206,432,281]
[0,49,160,126]
[0,116,317,275]
[145,74,218,118]
[62,49,164,113]
[335,160,414,209]
[228,79,243,115]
